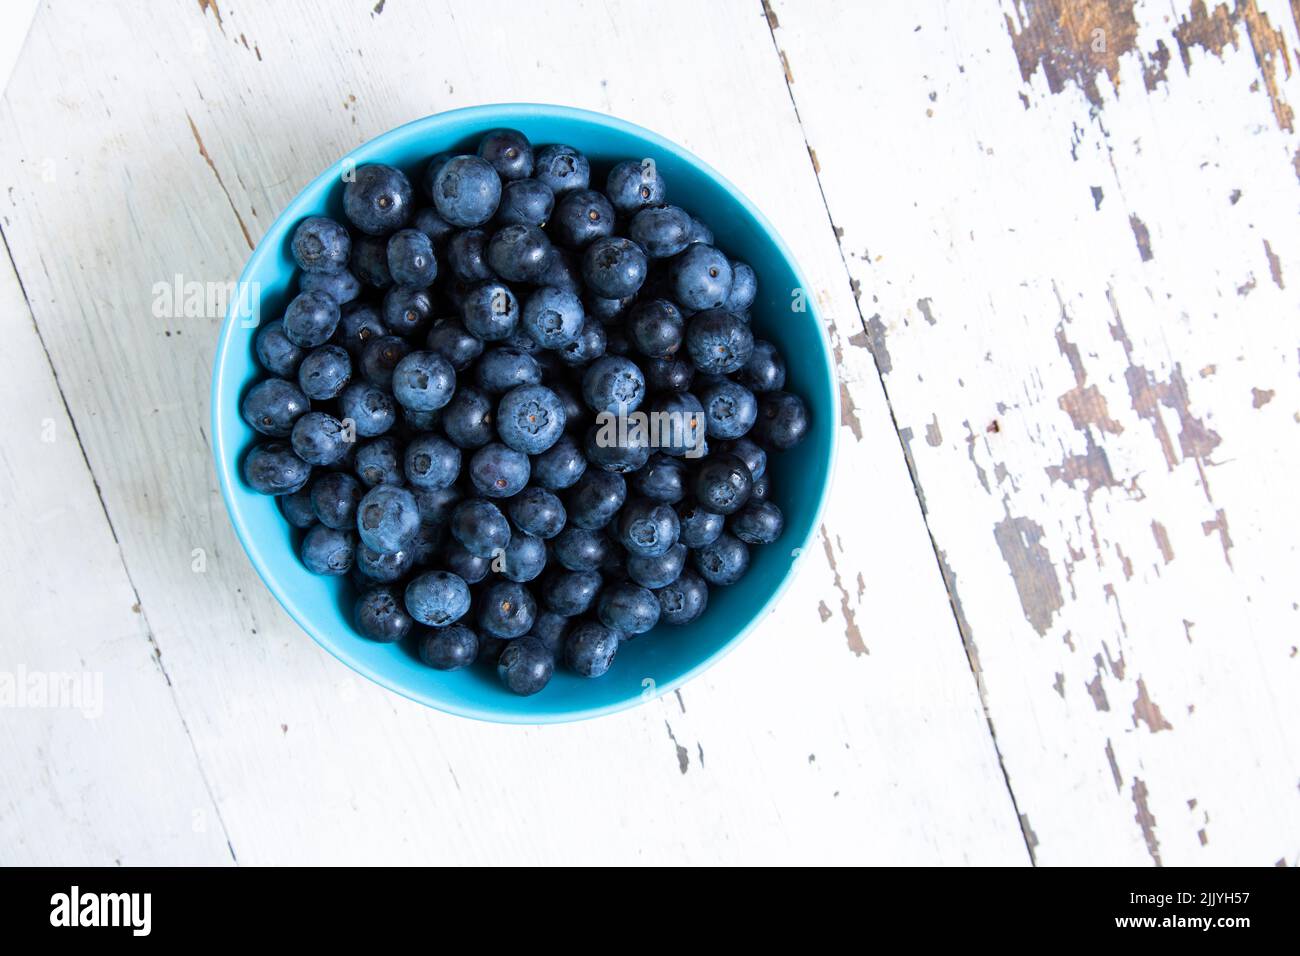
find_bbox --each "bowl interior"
[212,104,836,722]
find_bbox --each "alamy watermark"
[592,408,706,458]
[151,274,261,327]
[0,665,103,719]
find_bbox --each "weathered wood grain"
[0,0,1024,863]
[769,0,1300,864]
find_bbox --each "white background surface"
[1,0,1297,866]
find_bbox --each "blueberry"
[297,345,352,401]
[382,285,434,336]
[584,421,651,474]
[530,611,570,656]
[357,484,420,552]
[355,543,414,583]
[469,442,530,498]
[534,144,590,194]
[280,486,317,528]
[632,454,687,503]
[386,228,438,287]
[553,526,613,572]
[651,392,707,458]
[565,470,627,530]
[310,471,363,530]
[487,224,553,283]
[701,380,758,439]
[335,303,387,356]
[474,347,541,395]
[292,216,351,273]
[403,434,461,490]
[355,586,414,643]
[497,636,553,696]
[392,350,456,411]
[724,260,757,311]
[461,281,520,342]
[544,569,602,616]
[581,355,645,414]
[301,268,362,305]
[500,531,547,582]
[433,155,502,227]
[291,411,351,466]
[750,471,771,502]
[442,542,491,583]
[283,290,342,348]
[656,568,709,625]
[605,159,666,214]
[627,541,687,590]
[564,620,620,677]
[426,319,484,370]
[447,228,495,282]
[583,289,632,324]
[343,164,414,236]
[478,128,534,181]
[241,377,309,437]
[495,178,555,227]
[349,235,393,288]
[551,188,615,248]
[628,205,691,258]
[582,237,647,299]
[671,245,732,311]
[737,338,786,393]
[717,437,767,481]
[754,391,810,449]
[537,246,582,294]
[598,581,660,635]
[478,580,537,639]
[627,298,684,359]
[557,321,607,367]
[695,453,753,515]
[419,624,478,670]
[407,522,445,565]
[353,437,403,487]
[644,357,694,393]
[414,486,460,526]
[359,334,411,389]
[245,440,311,495]
[496,384,566,455]
[255,321,304,377]
[677,500,725,548]
[405,570,471,627]
[617,497,680,557]
[685,309,754,374]
[521,286,584,349]
[450,498,511,558]
[507,486,566,538]
[728,499,784,545]
[412,206,456,245]
[441,386,496,449]
[686,215,714,246]
[339,383,396,437]
[420,152,453,202]
[693,532,750,586]
[531,433,588,489]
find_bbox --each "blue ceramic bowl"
[211,104,837,723]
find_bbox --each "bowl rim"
[211,102,840,724]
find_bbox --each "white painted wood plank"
[0,244,233,866]
[769,0,1300,864]
[0,0,1025,863]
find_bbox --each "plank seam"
[757,0,1037,866]
[0,223,240,866]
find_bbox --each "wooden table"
[2,0,1296,866]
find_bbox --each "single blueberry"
[419,624,479,670]
[291,411,351,466]
[386,228,438,287]
[521,286,585,349]
[297,345,352,401]
[530,612,570,657]
[405,570,472,627]
[693,532,750,586]
[582,236,647,299]
[553,526,613,572]
[643,357,695,393]
[598,581,661,635]
[507,486,566,539]
[651,392,707,458]
[477,128,534,181]
[686,215,714,246]
[414,485,460,526]
[581,355,645,414]
[474,347,541,395]
[359,334,411,389]
[564,620,620,677]
[656,568,709,625]
[469,442,530,498]
[280,486,317,528]
[357,484,421,553]
[544,568,603,616]
[500,531,547,583]
[343,164,414,235]
[497,636,553,696]
[442,542,491,584]
[382,285,434,337]
[677,500,726,548]
[627,298,684,359]
[446,228,496,282]
[565,469,627,530]
[426,318,485,370]
[255,321,304,377]
[628,205,691,259]
[737,338,787,393]
[729,499,784,545]
[531,434,588,490]
[355,585,414,642]
[536,246,582,294]
[412,205,456,245]
[534,144,590,195]
[627,542,687,590]
[403,433,461,490]
[310,471,363,530]
[617,498,680,557]
[716,436,767,482]
[725,260,757,312]
[496,384,566,455]
[685,309,754,375]
[301,268,362,305]
[241,377,309,437]
[754,391,811,449]
[292,216,351,274]
[244,440,310,495]
[441,386,496,449]
[584,421,651,474]
[339,383,396,438]
[605,159,666,215]
[353,436,403,487]
[450,498,511,558]
[392,350,456,411]
[701,380,758,439]
[478,580,537,639]
[487,224,553,284]
[632,454,688,503]
[460,281,519,342]
[551,188,615,248]
[583,289,632,325]
[433,155,502,227]
[420,152,453,202]
[495,178,555,227]
[695,453,753,515]
[355,542,414,583]
[557,321,607,367]
[349,235,394,288]
[750,471,771,502]
[283,290,342,348]
[334,303,387,356]
[671,245,732,311]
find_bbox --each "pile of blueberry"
[241,127,809,696]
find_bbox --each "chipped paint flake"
[821,527,868,656]
[1133,677,1174,732]
[993,513,1064,636]
[1005,0,1139,106]
[1132,777,1162,865]
[1151,520,1175,563]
